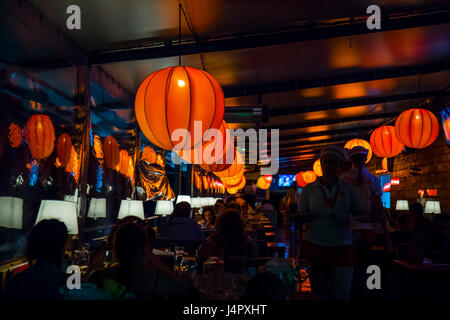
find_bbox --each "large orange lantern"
[8,123,23,148]
[370,125,404,158]
[135,66,225,150]
[295,172,306,187]
[56,133,72,166]
[344,138,372,163]
[141,146,157,164]
[394,108,439,148]
[103,136,119,169]
[25,114,55,159]
[215,150,244,178]
[302,170,317,185]
[313,159,323,177]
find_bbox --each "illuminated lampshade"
[0,197,23,229]
[135,66,225,150]
[395,200,409,211]
[191,197,202,208]
[395,108,439,149]
[313,159,323,177]
[176,195,191,204]
[25,114,55,159]
[370,125,404,158]
[424,201,441,214]
[155,200,174,216]
[201,197,210,207]
[344,138,372,163]
[36,200,78,234]
[118,200,145,220]
[207,197,216,206]
[87,198,107,218]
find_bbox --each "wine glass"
[180,256,198,280]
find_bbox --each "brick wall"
[367,130,450,214]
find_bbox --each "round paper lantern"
[394,108,439,148]
[370,125,404,158]
[313,159,323,177]
[344,138,372,163]
[135,66,225,150]
[295,172,306,188]
[302,170,317,184]
[256,176,271,190]
[103,136,119,169]
[8,123,23,148]
[444,118,450,141]
[25,114,55,159]
[227,187,238,195]
[263,175,273,184]
[141,146,157,164]
[224,175,246,189]
[220,171,244,186]
[215,151,244,178]
[56,133,72,166]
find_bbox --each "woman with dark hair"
[200,206,216,229]
[4,219,69,300]
[198,210,258,263]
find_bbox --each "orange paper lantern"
[119,150,130,176]
[256,176,271,190]
[56,133,72,166]
[313,159,323,177]
[215,151,244,178]
[103,136,119,169]
[25,114,55,159]
[8,123,23,148]
[263,175,273,183]
[141,146,157,164]
[227,187,238,195]
[370,125,404,158]
[135,66,225,150]
[444,118,450,141]
[394,108,439,149]
[344,138,372,163]
[302,170,317,185]
[295,172,306,188]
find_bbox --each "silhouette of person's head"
[26,219,68,268]
[172,201,191,218]
[216,209,244,237]
[241,272,287,300]
[113,222,148,265]
[410,202,424,218]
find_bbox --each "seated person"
[240,272,287,300]
[88,222,192,300]
[4,220,69,300]
[390,213,416,247]
[198,209,259,263]
[199,206,216,230]
[410,202,433,235]
[258,200,278,230]
[429,214,450,263]
[162,202,205,241]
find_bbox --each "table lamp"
[176,195,191,204]
[118,200,145,220]
[0,196,23,229]
[155,200,174,216]
[35,200,78,234]
[424,200,441,214]
[395,200,409,211]
[87,198,107,218]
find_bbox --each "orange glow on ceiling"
[333,83,367,99]
[299,87,325,98]
[330,38,361,69]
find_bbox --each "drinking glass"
[180,256,198,280]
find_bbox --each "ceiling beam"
[224,62,450,98]
[279,124,378,140]
[270,89,450,117]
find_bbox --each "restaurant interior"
[0,0,450,302]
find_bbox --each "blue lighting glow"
[29,161,39,186]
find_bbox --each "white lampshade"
[155,200,174,216]
[118,200,145,220]
[191,197,202,208]
[200,197,209,207]
[0,197,23,229]
[424,200,441,214]
[36,200,78,234]
[208,197,216,206]
[396,200,409,211]
[176,195,191,204]
[88,198,107,218]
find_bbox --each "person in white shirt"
[298,145,363,300]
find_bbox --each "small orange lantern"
[56,133,72,166]
[25,114,55,159]
[8,123,23,148]
[256,176,271,190]
[394,108,439,148]
[103,136,119,169]
[370,125,404,158]
[302,170,317,185]
[295,172,306,188]
[263,175,273,184]
[344,138,372,163]
[135,66,225,150]
[313,159,323,177]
